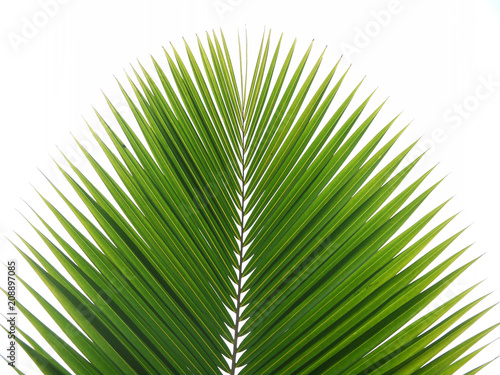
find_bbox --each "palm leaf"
[4,30,497,374]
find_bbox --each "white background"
[1,0,500,374]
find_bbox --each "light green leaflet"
[2,30,497,375]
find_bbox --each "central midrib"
[230,111,247,375]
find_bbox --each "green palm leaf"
[3,30,497,374]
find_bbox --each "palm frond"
[3,30,497,375]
